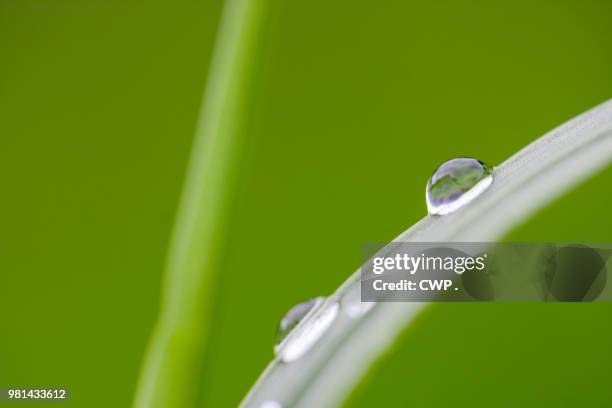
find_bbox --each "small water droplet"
[344,301,375,318]
[341,287,375,318]
[426,157,493,215]
[274,300,339,363]
[260,401,282,408]
[275,298,320,346]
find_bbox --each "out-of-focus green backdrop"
[1,0,611,406]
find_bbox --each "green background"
[1,0,611,406]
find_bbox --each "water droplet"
[341,287,375,318]
[426,157,493,215]
[260,401,282,408]
[275,298,320,346]
[344,301,375,318]
[274,300,339,363]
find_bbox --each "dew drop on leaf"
[426,157,493,215]
[275,298,319,346]
[260,401,282,408]
[274,298,339,363]
[341,287,375,318]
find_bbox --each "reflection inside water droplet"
[426,157,493,215]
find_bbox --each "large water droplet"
[274,299,339,363]
[426,158,493,215]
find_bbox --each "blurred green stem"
[134,0,266,406]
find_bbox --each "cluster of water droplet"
[264,157,494,407]
[274,157,495,358]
